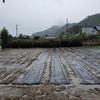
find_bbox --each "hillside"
[77,13,100,26]
[32,13,100,37]
[54,13,100,36]
[32,25,61,37]
[54,23,76,37]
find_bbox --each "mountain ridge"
[32,13,100,37]
[54,13,100,36]
[32,25,61,37]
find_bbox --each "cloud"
[0,0,100,36]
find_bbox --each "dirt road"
[0,47,100,100]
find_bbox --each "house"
[82,26,100,34]
[45,37,56,39]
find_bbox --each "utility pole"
[66,18,68,38]
[16,24,19,37]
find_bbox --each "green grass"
[92,46,100,49]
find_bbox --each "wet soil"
[0,47,100,100]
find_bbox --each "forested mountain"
[32,13,100,37]
[32,25,61,37]
[54,13,100,36]
[77,13,100,26]
[54,23,76,37]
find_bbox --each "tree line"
[0,27,100,49]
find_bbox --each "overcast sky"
[0,0,100,36]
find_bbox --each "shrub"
[1,27,9,49]
[6,38,82,48]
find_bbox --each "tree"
[45,34,48,37]
[1,27,9,48]
[69,25,82,34]
[19,34,23,39]
[59,32,64,38]
[33,36,40,40]
[19,34,30,39]
[77,33,89,42]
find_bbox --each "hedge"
[5,38,82,48]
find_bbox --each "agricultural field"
[0,47,100,100]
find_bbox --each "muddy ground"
[0,47,100,100]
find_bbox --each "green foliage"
[75,33,100,43]
[0,27,10,48]
[59,32,64,38]
[68,25,82,34]
[8,34,13,41]
[33,36,40,40]
[93,46,100,49]
[19,34,30,39]
[45,34,48,37]
[55,14,100,37]
[77,33,89,42]
[61,38,82,47]
[88,34,100,42]
[0,40,2,46]
[6,37,82,48]
[32,25,60,37]
[68,14,100,35]
[54,23,76,37]
[78,14,100,26]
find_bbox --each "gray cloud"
[0,0,100,36]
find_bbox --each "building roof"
[45,37,56,39]
[96,26,100,30]
[82,26,100,34]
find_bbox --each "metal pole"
[16,24,17,37]
[66,18,68,38]
[16,24,19,37]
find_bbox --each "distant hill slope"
[54,13,100,36]
[32,14,100,37]
[54,23,76,37]
[77,13,100,26]
[32,25,61,37]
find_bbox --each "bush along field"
[0,27,100,49]
[6,38,83,48]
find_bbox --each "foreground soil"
[0,47,100,100]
